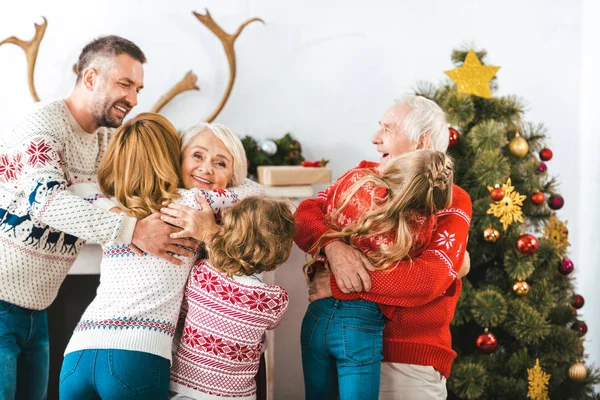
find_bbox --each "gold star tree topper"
[527,359,550,400]
[487,178,526,230]
[445,49,500,98]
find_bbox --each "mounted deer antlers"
[192,9,264,122]
[151,71,199,113]
[0,17,47,102]
[1,11,263,122]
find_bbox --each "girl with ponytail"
[301,149,454,399]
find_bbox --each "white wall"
[580,0,600,386]
[1,0,595,397]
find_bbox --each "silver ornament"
[260,140,278,156]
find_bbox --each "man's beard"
[91,95,126,129]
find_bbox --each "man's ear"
[81,68,98,91]
[416,133,431,150]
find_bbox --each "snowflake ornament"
[527,359,550,400]
[486,178,526,231]
[542,213,570,254]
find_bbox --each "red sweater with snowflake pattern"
[310,162,436,321]
[294,160,472,378]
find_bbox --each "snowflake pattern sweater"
[170,260,288,400]
[0,100,137,310]
[294,160,472,378]
[315,161,436,320]
[64,180,265,362]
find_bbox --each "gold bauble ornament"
[568,362,587,382]
[512,280,530,296]
[509,134,529,158]
[483,227,500,242]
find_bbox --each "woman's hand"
[160,193,220,243]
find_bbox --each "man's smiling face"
[371,102,415,173]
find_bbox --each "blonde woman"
[300,150,454,400]
[59,114,263,400]
[169,197,295,399]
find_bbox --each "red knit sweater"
[311,162,436,321]
[294,161,472,378]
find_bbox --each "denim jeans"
[0,299,49,400]
[301,298,385,400]
[60,349,170,400]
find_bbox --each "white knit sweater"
[0,100,136,310]
[64,180,265,362]
[170,260,289,400]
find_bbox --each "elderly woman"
[59,115,263,399]
[158,122,253,239]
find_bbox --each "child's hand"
[458,251,470,278]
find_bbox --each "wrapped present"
[264,185,314,198]
[257,166,332,186]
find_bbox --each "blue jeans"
[0,299,49,400]
[59,349,170,400]
[301,298,385,400]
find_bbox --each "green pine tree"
[416,48,600,399]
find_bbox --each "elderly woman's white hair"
[180,123,248,187]
[397,95,449,152]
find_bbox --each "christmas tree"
[417,48,600,399]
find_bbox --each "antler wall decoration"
[0,17,47,102]
[150,70,200,114]
[191,9,264,122]
[0,10,263,122]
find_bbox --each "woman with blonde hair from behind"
[169,196,295,400]
[301,150,454,400]
[59,113,263,400]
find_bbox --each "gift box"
[257,166,332,186]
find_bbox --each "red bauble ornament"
[548,194,564,210]
[573,320,588,336]
[448,127,460,148]
[516,234,539,256]
[476,330,498,353]
[573,294,585,309]
[531,192,545,206]
[539,147,553,161]
[490,186,505,202]
[559,257,574,275]
[537,162,547,173]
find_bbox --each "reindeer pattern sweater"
[0,100,137,310]
[294,160,472,378]
[64,180,265,362]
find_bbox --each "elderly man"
[294,95,472,399]
[0,36,196,398]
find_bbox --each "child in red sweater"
[301,150,453,400]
